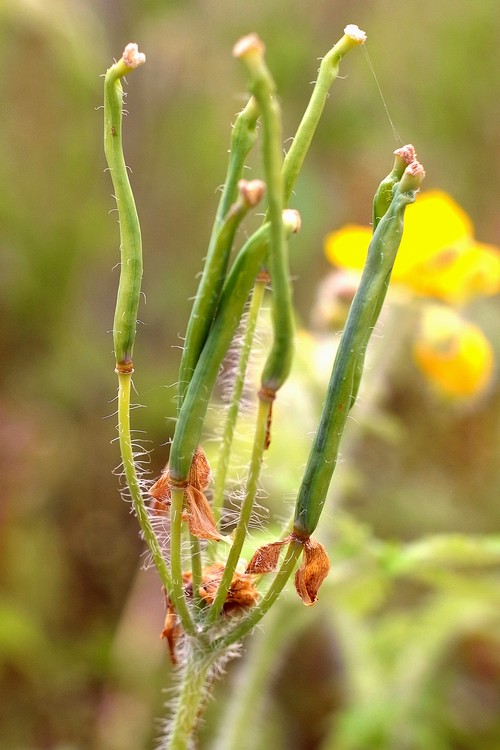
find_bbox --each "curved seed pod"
[178,177,265,405]
[234,34,294,396]
[293,161,425,538]
[282,24,367,203]
[104,44,145,371]
[169,211,301,483]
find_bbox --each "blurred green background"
[1,1,499,748]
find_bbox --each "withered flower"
[149,447,222,540]
[294,537,330,606]
[246,532,330,606]
[161,564,259,663]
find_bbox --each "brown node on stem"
[161,564,259,663]
[149,447,222,540]
[115,359,134,374]
[245,532,330,606]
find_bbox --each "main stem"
[166,643,217,750]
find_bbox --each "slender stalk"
[207,398,271,623]
[211,273,269,524]
[282,25,367,203]
[190,534,203,610]
[117,373,172,593]
[169,486,196,635]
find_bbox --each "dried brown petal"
[245,537,291,574]
[149,470,171,504]
[294,538,330,606]
[185,486,222,541]
[160,600,182,664]
[189,447,211,490]
[197,563,259,612]
[225,574,259,611]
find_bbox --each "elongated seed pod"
[282,25,367,203]
[177,100,260,405]
[104,45,145,371]
[294,163,425,537]
[234,35,294,396]
[170,212,300,483]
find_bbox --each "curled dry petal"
[197,563,259,612]
[294,538,331,606]
[189,447,211,490]
[245,537,290,574]
[148,471,171,513]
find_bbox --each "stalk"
[207,397,271,623]
[166,643,217,750]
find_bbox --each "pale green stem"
[169,486,196,636]
[190,534,203,610]
[211,275,268,524]
[206,398,272,623]
[117,373,172,593]
[166,643,217,750]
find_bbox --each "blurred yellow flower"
[325,190,500,305]
[412,306,494,399]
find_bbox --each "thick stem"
[165,643,217,750]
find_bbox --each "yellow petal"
[324,191,485,300]
[412,306,494,399]
[324,224,372,270]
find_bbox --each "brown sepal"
[185,486,222,540]
[245,536,291,574]
[294,538,330,606]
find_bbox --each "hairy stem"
[211,273,269,525]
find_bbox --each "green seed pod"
[104,45,145,371]
[169,211,301,483]
[294,162,424,537]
